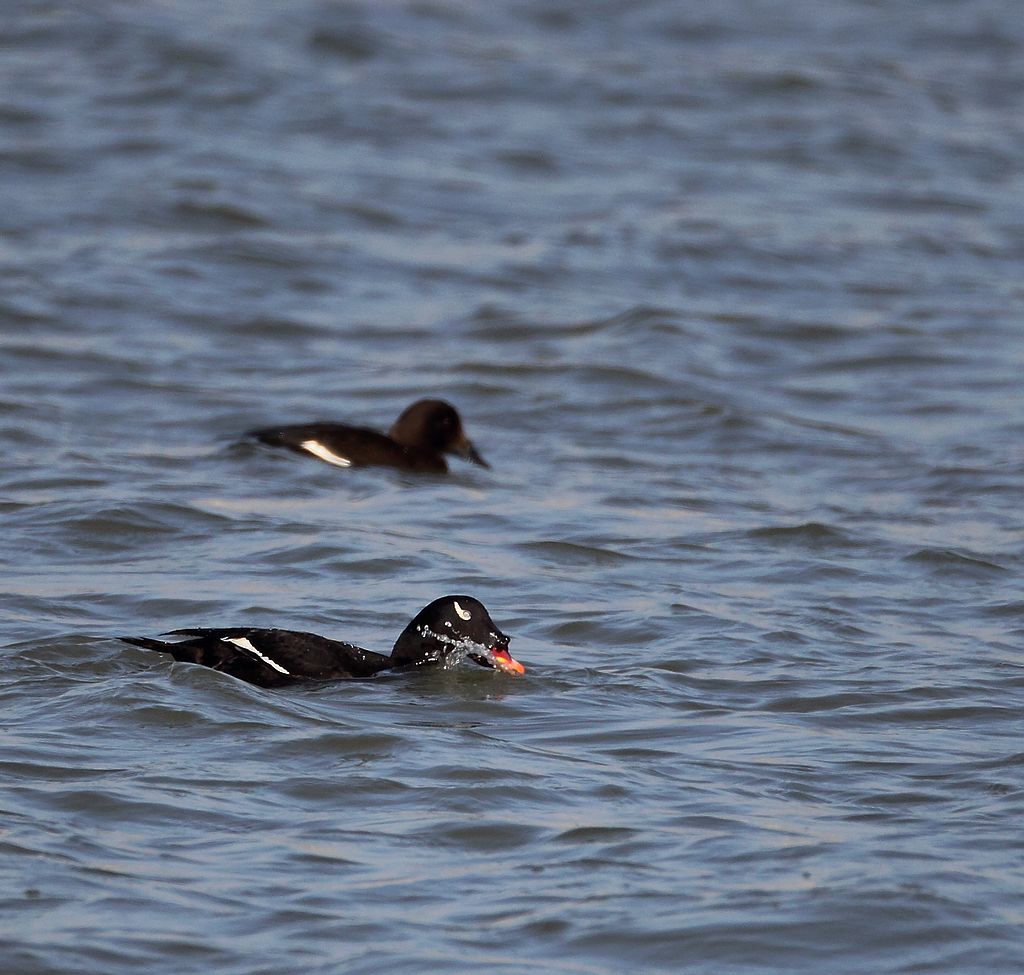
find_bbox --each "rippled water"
[3,1,1024,972]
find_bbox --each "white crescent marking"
[299,440,352,468]
[453,601,471,621]
[223,636,291,674]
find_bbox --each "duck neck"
[344,647,397,678]
[389,620,452,669]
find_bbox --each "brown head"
[388,399,489,468]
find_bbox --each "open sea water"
[2,1,1023,972]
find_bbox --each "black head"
[390,595,523,674]
[389,399,490,468]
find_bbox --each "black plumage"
[121,595,523,687]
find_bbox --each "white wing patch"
[299,439,352,468]
[453,600,472,621]
[223,636,291,674]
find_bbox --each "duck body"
[248,399,488,473]
[251,422,448,473]
[120,596,523,687]
[122,627,392,687]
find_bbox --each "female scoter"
[248,399,489,473]
[120,595,524,687]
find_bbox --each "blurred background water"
[2,1,1023,972]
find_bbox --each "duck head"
[389,399,490,468]
[390,595,523,675]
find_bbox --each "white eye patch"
[299,440,352,468]
[223,636,291,674]
[453,601,471,621]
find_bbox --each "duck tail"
[119,635,204,664]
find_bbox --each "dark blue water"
[3,1,1023,972]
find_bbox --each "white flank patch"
[299,440,352,468]
[223,636,291,674]
[453,600,472,621]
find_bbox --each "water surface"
[2,1,1023,972]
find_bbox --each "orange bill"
[491,646,525,675]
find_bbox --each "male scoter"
[247,399,489,473]
[120,595,523,687]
